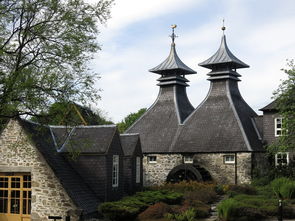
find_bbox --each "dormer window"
[183,155,193,163]
[275,117,283,137]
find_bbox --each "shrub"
[271,177,295,199]
[165,208,196,221]
[137,202,172,220]
[218,198,241,221]
[99,190,183,220]
[179,199,210,218]
[251,176,272,186]
[183,189,217,204]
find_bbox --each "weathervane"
[221,19,226,34]
[170,24,178,43]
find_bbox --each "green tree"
[271,59,295,152]
[31,102,113,126]
[117,108,147,133]
[0,0,113,119]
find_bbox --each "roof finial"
[170,24,178,44]
[221,19,226,34]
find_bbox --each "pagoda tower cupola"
[149,24,196,86]
[199,24,249,81]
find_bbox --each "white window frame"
[224,155,235,164]
[275,152,289,166]
[136,157,141,183]
[112,155,119,187]
[147,156,157,164]
[275,117,283,137]
[183,155,193,164]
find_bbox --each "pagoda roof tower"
[172,25,264,153]
[126,25,196,153]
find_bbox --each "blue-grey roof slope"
[199,35,249,69]
[120,133,141,156]
[259,100,278,112]
[149,43,196,75]
[58,125,117,153]
[19,119,100,215]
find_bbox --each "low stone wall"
[0,120,79,221]
[143,152,253,186]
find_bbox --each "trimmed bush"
[137,202,172,220]
[99,190,183,221]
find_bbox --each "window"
[136,157,141,183]
[0,173,31,220]
[224,155,235,164]
[275,117,283,137]
[275,152,289,166]
[112,155,119,187]
[183,155,193,163]
[147,156,157,163]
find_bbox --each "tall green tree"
[0,0,113,119]
[272,59,295,151]
[117,108,147,133]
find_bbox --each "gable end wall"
[0,120,78,221]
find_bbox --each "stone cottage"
[126,27,276,186]
[0,119,142,221]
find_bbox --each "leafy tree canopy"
[31,101,113,126]
[269,59,295,153]
[0,0,113,119]
[117,108,147,133]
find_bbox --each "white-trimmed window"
[275,152,289,166]
[147,156,157,164]
[275,117,283,137]
[224,155,235,164]
[183,155,193,163]
[112,155,119,187]
[136,157,141,183]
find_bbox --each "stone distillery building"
[127,27,283,186]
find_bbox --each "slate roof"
[149,42,196,75]
[58,125,117,153]
[259,100,278,112]
[120,133,140,156]
[19,119,100,215]
[126,85,194,153]
[172,80,264,153]
[50,126,72,149]
[199,35,249,69]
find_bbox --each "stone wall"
[143,152,253,186]
[143,154,182,186]
[0,120,79,221]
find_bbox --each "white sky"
[88,0,295,122]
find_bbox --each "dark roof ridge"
[121,133,140,136]
[251,118,262,140]
[74,125,116,128]
[225,80,252,151]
